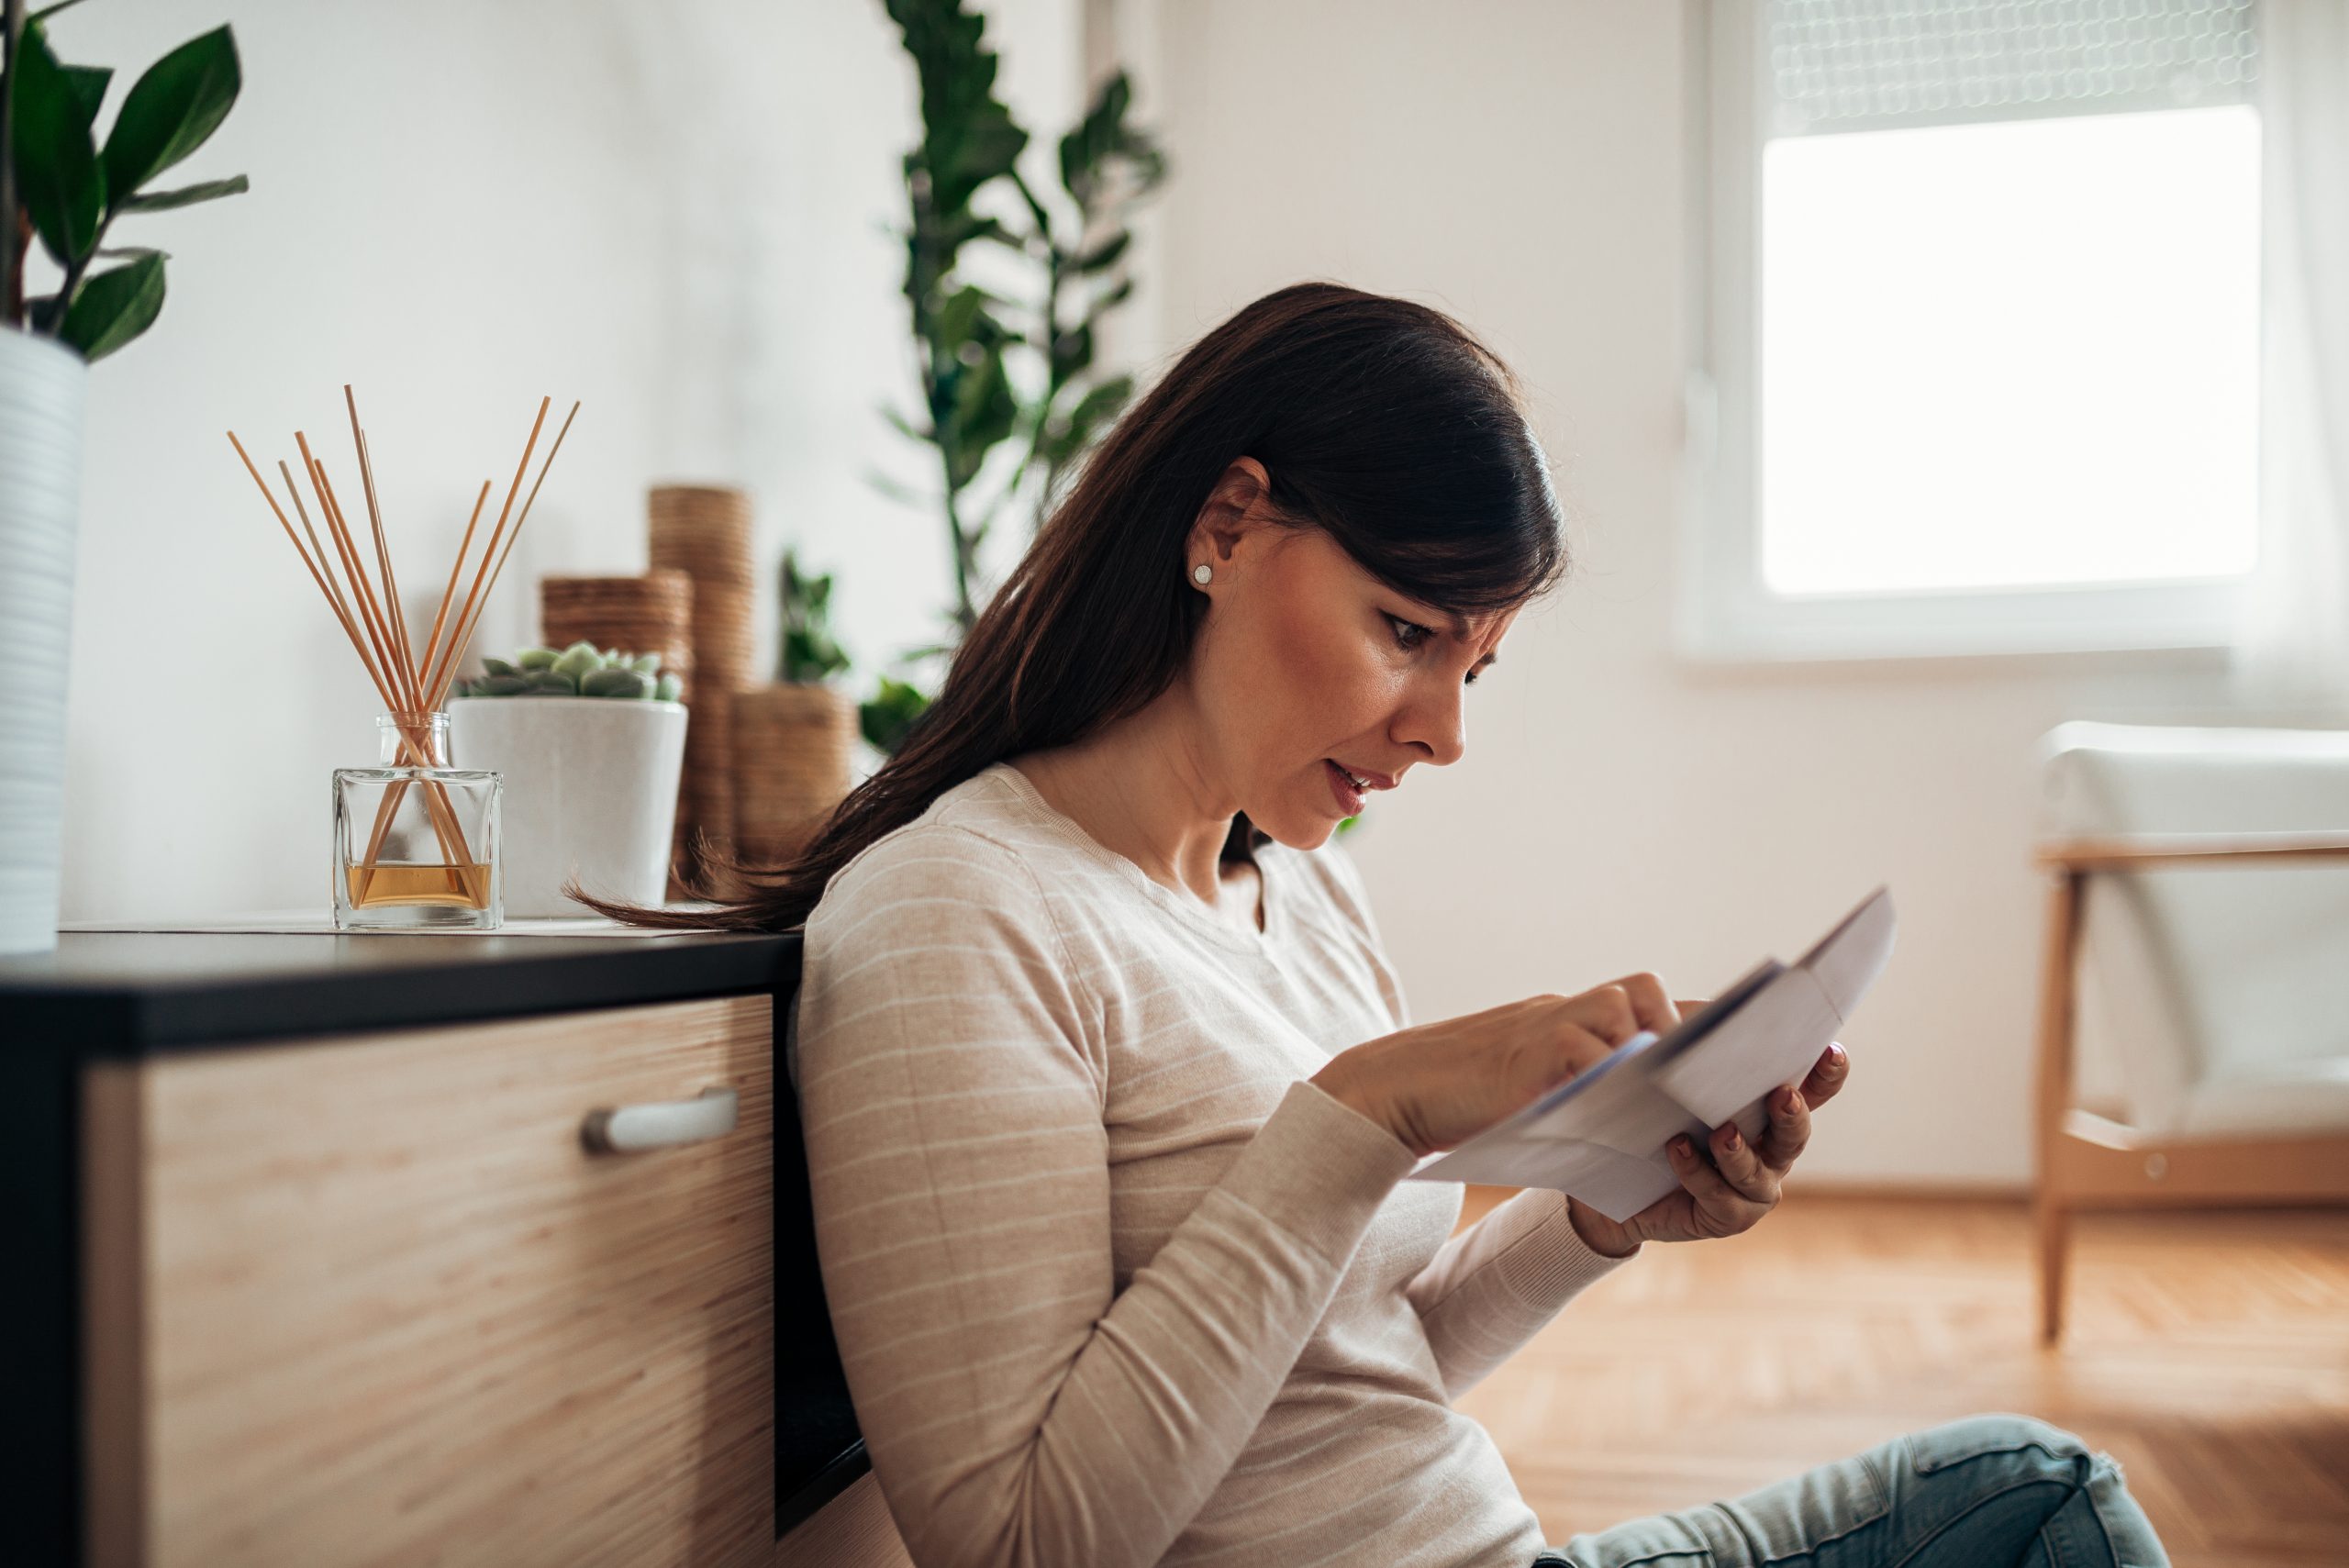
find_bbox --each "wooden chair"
[2033,828,2349,1342]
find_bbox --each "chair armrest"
[2036,834,2349,873]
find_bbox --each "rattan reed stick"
[233,434,467,897]
[427,400,579,710]
[306,458,473,896]
[229,432,401,714]
[417,478,494,697]
[276,459,372,679]
[364,398,574,903]
[347,400,417,701]
[231,393,577,915]
[419,396,548,707]
[308,458,476,895]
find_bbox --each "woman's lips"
[1324,758,1366,815]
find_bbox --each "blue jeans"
[1531,1414,2169,1567]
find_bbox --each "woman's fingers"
[1666,1133,1769,1231]
[1799,1041,1852,1107]
[1751,1044,1850,1172]
[1596,973,1681,1034]
[1553,1021,1619,1077]
[1757,1083,1811,1171]
[1707,1117,1780,1201]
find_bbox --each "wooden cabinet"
[83,995,777,1568]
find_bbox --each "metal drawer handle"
[582,1086,739,1154]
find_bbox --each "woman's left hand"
[1565,1030,1852,1258]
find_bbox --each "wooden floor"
[1453,1190,2349,1568]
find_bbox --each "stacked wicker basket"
[732,683,859,869]
[647,485,757,893]
[529,483,863,900]
[539,571,696,696]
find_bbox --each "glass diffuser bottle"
[332,711,502,930]
[227,386,574,934]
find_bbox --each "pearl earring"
[1192,563,1213,585]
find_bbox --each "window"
[1686,0,2264,660]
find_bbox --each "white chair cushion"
[2038,721,2349,1140]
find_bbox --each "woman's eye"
[1386,614,1433,651]
[1386,611,1484,684]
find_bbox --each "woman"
[601,284,2171,1567]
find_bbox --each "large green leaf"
[102,25,240,199]
[12,20,105,268]
[859,675,932,756]
[1059,72,1130,194]
[944,352,1018,490]
[878,402,930,442]
[885,0,1025,230]
[61,65,111,126]
[1069,231,1130,275]
[116,172,248,213]
[1082,274,1136,325]
[1035,374,1131,471]
[1058,71,1165,212]
[779,548,852,683]
[58,250,166,361]
[1049,321,1094,384]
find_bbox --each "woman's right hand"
[1310,973,1695,1159]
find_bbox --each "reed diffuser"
[228,388,580,929]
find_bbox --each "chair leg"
[2032,869,2082,1346]
[2036,1196,2069,1345]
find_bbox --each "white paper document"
[1406,886,1898,1221]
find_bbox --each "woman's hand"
[1563,1040,1853,1258]
[1309,973,1687,1162]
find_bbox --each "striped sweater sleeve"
[792,825,1419,1568]
[1404,1187,1635,1401]
[1305,840,1638,1400]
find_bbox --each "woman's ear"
[1186,457,1275,576]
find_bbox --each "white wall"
[54,0,2253,1186]
[55,0,1075,921]
[1129,0,2264,1187]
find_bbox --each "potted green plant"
[732,550,862,865]
[447,643,689,917]
[863,0,1163,755]
[1,5,248,952]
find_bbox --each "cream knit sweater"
[786,762,1634,1568]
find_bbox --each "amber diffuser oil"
[332,712,501,930]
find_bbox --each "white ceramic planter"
[447,697,689,917]
[0,331,88,954]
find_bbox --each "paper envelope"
[1406,886,1898,1222]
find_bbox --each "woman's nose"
[1396,682,1467,767]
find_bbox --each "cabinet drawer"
[84,994,774,1568]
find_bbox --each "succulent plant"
[456,641,683,703]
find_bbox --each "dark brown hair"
[578,282,1566,933]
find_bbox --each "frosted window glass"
[1758,104,2261,595]
[1767,0,2256,136]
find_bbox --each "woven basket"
[539,571,696,697]
[732,683,859,871]
[647,484,757,895]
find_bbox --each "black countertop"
[0,929,803,1060]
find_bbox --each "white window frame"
[1678,0,2255,664]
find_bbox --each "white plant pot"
[0,331,88,955]
[448,697,689,917]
